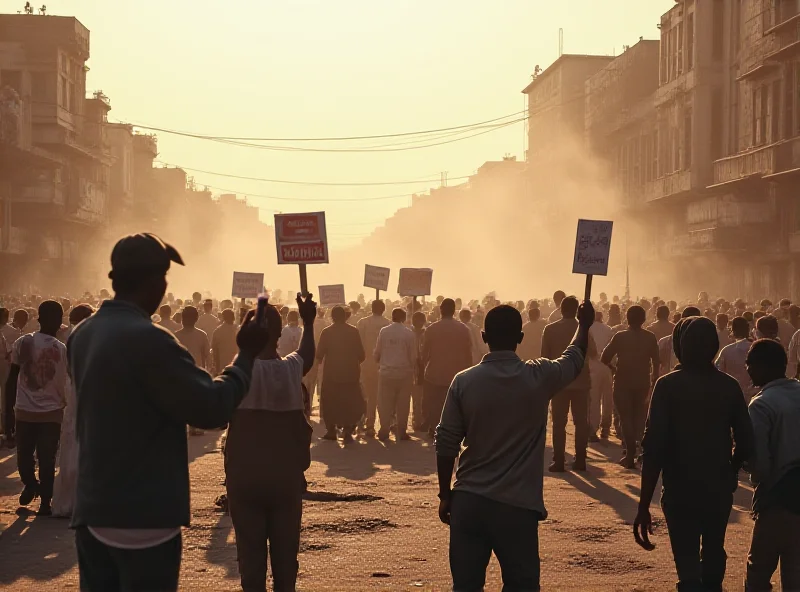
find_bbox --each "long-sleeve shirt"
[422,317,472,387]
[600,328,660,390]
[67,299,252,529]
[748,378,800,512]
[641,365,754,503]
[541,318,591,391]
[435,346,585,516]
[374,322,416,378]
[357,314,391,368]
[316,322,365,384]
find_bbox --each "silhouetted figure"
[635,316,753,592]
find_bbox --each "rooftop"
[521,54,614,94]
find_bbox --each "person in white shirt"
[196,299,220,337]
[211,309,239,375]
[519,308,547,361]
[277,310,303,358]
[715,316,758,402]
[174,306,211,437]
[5,300,68,516]
[157,304,181,334]
[787,327,800,379]
[547,291,566,324]
[302,308,329,404]
[589,312,614,440]
[374,308,417,441]
[459,309,488,366]
[357,300,391,437]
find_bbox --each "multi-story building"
[0,13,113,291]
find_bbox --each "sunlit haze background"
[5,0,676,301]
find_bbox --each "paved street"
[0,418,774,591]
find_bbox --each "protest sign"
[572,219,613,300]
[231,272,264,299]
[274,211,329,296]
[318,284,346,306]
[397,268,433,297]
[364,264,390,293]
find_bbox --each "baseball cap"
[109,233,184,279]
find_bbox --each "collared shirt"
[748,378,800,512]
[67,299,252,529]
[374,322,416,378]
[435,346,585,516]
[519,319,547,361]
[422,317,473,387]
[541,318,591,391]
[716,338,758,401]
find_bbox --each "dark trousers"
[613,386,648,461]
[746,506,800,591]
[449,491,541,592]
[75,526,181,592]
[16,420,60,502]
[2,382,16,436]
[662,494,732,592]
[227,483,303,592]
[422,381,448,431]
[550,388,589,463]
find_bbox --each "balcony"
[711,143,779,186]
[643,170,692,202]
[667,225,771,257]
[765,18,800,61]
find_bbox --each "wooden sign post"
[572,219,613,301]
[274,212,329,297]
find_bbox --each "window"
[772,80,781,142]
[661,30,668,84]
[678,22,684,76]
[712,88,723,158]
[687,13,695,70]
[753,86,768,146]
[671,27,679,80]
[59,76,68,110]
[652,130,659,179]
[684,109,693,170]
[761,86,769,144]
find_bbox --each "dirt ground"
[0,415,780,591]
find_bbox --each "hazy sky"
[16,0,673,246]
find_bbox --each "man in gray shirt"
[435,300,594,592]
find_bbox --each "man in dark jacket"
[68,234,269,592]
[634,316,754,592]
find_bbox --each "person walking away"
[600,305,660,469]
[277,310,302,358]
[634,316,754,592]
[196,299,220,337]
[316,305,365,442]
[5,300,68,516]
[175,305,212,436]
[421,298,472,438]
[374,308,416,441]
[459,308,487,366]
[658,306,701,373]
[302,308,328,407]
[157,304,180,333]
[519,307,547,361]
[436,301,594,591]
[715,317,758,402]
[647,305,675,342]
[547,291,567,324]
[357,300,390,437]
[52,304,94,518]
[175,306,210,372]
[226,294,316,592]
[410,311,427,432]
[541,296,593,472]
[68,233,269,592]
[589,311,614,442]
[1,308,28,448]
[776,299,795,350]
[744,339,800,591]
[755,315,780,342]
[211,308,239,375]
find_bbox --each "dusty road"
[0,417,777,591]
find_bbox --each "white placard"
[397,268,433,297]
[572,219,613,276]
[364,264,390,292]
[318,284,346,306]
[231,272,264,299]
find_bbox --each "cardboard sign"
[397,268,433,297]
[318,284,346,306]
[231,272,264,299]
[572,219,613,276]
[274,212,329,265]
[364,264,390,292]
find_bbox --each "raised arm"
[296,293,317,375]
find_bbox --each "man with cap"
[67,233,269,592]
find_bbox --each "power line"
[123,110,527,143]
[200,182,443,202]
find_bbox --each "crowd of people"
[0,234,799,591]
